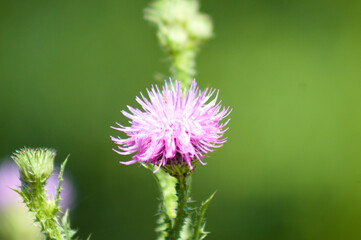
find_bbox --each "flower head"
[12,148,55,185]
[111,80,231,172]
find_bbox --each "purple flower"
[0,160,75,210]
[111,80,231,171]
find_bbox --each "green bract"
[12,148,55,185]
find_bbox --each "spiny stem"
[169,174,188,240]
[21,182,63,240]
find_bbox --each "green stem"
[170,49,196,89]
[192,213,204,240]
[21,181,63,240]
[169,175,188,240]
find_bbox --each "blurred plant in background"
[0,150,77,240]
[0,159,75,240]
[145,0,213,86]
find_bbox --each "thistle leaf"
[192,191,216,240]
[180,216,193,240]
[143,164,177,239]
[61,210,77,240]
[55,156,69,209]
[11,187,29,204]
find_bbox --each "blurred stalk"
[12,148,78,240]
[145,0,213,88]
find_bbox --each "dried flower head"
[111,80,230,172]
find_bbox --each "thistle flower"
[111,80,231,172]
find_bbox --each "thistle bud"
[187,13,213,40]
[147,0,199,23]
[165,24,188,50]
[12,148,55,185]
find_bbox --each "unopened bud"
[164,24,188,50]
[149,0,199,23]
[187,13,213,39]
[12,148,55,185]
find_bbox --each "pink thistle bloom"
[111,80,231,171]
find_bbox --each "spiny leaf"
[56,156,69,209]
[11,187,29,204]
[192,191,216,240]
[61,210,77,240]
[155,204,171,240]
[180,216,193,240]
[143,164,177,239]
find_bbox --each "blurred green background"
[1,0,361,239]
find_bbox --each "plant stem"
[169,174,188,240]
[170,50,196,89]
[20,182,63,240]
